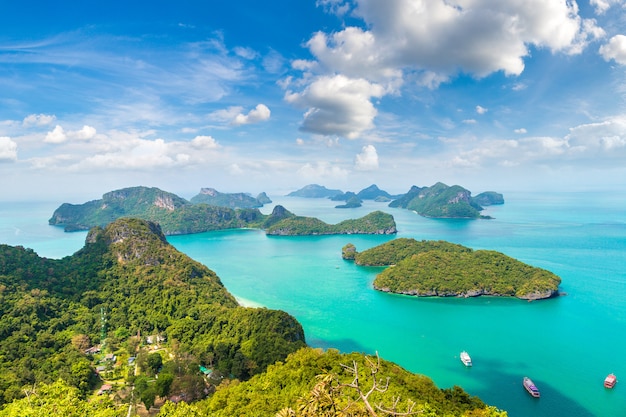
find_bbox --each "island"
[49,186,397,236]
[0,219,505,416]
[189,187,272,208]
[286,183,342,198]
[388,182,504,219]
[343,238,561,300]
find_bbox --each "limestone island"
[49,186,397,236]
[388,182,504,219]
[342,238,561,300]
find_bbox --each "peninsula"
[49,186,397,236]
[343,238,561,300]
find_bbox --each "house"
[85,345,101,354]
[104,353,116,362]
[98,384,112,395]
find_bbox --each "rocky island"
[49,186,397,236]
[388,182,504,219]
[343,238,561,300]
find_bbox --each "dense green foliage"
[471,191,504,206]
[196,347,506,416]
[266,211,397,235]
[0,380,125,417]
[351,238,470,266]
[0,218,305,406]
[189,188,265,208]
[348,238,561,299]
[388,183,499,219]
[335,195,363,208]
[49,186,395,236]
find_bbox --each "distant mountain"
[472,191,504,206]
[190,187,269,208]
[287,184,342,198]
[356,184,395,200]
[329,191,358,201]
[256,192,272,204]
[50,186,395,236]
[389,182,501,219]
[335,195,363,209]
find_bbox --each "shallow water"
[2,192,625,416]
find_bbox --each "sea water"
[1,192,625,417]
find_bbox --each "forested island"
[0,219,506,416]
[343,238,561,300]
[48,186,397,236]
[288,182,504,218]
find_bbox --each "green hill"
[345,238,561,300]
[389,183,503,219]
[49,186,396,236]
[0,218,305,406]
[189,187,268,208]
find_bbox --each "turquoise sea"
[1,192,625,417]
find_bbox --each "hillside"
[49,186,395,236]
[0,218,305,406]
[389,182,503,219]
[266,210,397,235]
[286,184,343,198]
[189,187,270,208]
[344,238,561,300]
[0,221,507,416]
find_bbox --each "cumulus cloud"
[589,0,624,14]
[44,125,97,143]
[288,0,602,137]
[599,35,626,65]
[190,135,219,149]
[45,125,67,144]
[232,104,271,126]
[515,128,528,134]
[476,105,488,115]
[285,74,385,138]
[297,161,350,180]
[0,137,18,161]
[23,114,56,127]
[354,144,379,171]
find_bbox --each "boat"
[523,377,540,398]
[460,351,472,367]
[604,373,617,388]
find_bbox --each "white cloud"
[589,0,625,14]
[599,35,626,65]
[45,125,67,143]
[232,104,271,126]
[233,46,258,60]
[463,119,477,124]
[73,125,97,140]
[285,74,385,138]
[515,128,528,134]
[316,0,351,16]
[23,114,56,127]
[191,135,219,149]
[0,137,18,161]
[476,105,488,115]
[44,125,97,143]
[305,0,602,82]
[297,161,350,180]
[354,144,379,171]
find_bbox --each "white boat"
[523,377,540,398]
[460,351,472,367]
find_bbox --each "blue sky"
[1,0,626,201]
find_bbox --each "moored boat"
[523,377,540,398]
[604,373,617,388]
[460,351,472,367]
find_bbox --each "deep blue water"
[1,192,625,416]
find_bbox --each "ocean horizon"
[1,191,625,417]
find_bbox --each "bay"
[1,192,625,417]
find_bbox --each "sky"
[1,0,626,201]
